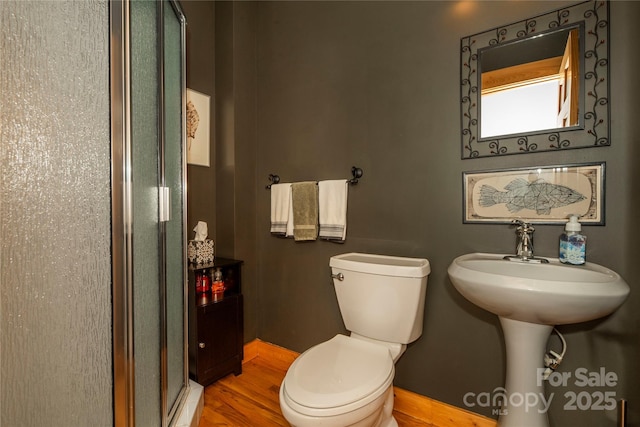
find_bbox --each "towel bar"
[265,166,363,189]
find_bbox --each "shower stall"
[1,0,193,426]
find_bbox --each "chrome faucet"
[515,220,535,259]
[504,220,549,263]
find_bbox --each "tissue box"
[188,239,214,265]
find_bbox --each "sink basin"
[448,252,630,325]
[448,253,630,427]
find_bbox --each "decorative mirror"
[460,0,609,159]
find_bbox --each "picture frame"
[463,163,604,224]
[186,88,210,167]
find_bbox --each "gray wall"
[0,1,113,425]
[184,1,217,242]
[186,1,640,425]
[183,0,261,342]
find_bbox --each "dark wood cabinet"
[188,258,244,386]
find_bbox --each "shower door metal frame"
[158,1,189,425]
[110,1,135,425]
[110,1,188,426]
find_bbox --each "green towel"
[291,181,318,241]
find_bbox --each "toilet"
[279,252,431,427]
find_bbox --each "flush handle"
[331,272,344,281]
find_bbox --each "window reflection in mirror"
[479,26,582,140]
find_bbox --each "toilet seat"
[282,334,394,417]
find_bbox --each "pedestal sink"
[448,253,630,427]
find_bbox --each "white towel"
[318,180,348,241]
[270,183,293,236]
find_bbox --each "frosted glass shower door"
[113,1,187,426]
[163,0,187,418]
[131,1,162,424]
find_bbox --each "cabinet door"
[197,295,242,384]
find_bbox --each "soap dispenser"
[559,215,586,265]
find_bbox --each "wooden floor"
[198,345,298,426]
[197,341,496,427]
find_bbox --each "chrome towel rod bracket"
[265,166,364,189]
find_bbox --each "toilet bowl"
[279,253,431,427]
[279,334,396,427]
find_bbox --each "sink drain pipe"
[541,328,567,380]
[541,330,628,426]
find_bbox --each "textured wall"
[0,1,112,426]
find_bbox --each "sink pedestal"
[448,253,630,427]
[498,317,553,427]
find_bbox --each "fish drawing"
[479,178,586,215]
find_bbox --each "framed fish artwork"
[463,163,604,224]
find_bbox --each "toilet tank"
[329,253,430,344]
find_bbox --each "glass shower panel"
[1,2,112,426]
[163,0,186,416]
[131,1,161,424]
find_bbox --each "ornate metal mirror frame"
[460,0,609,159]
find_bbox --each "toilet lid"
[283,334,394,410]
